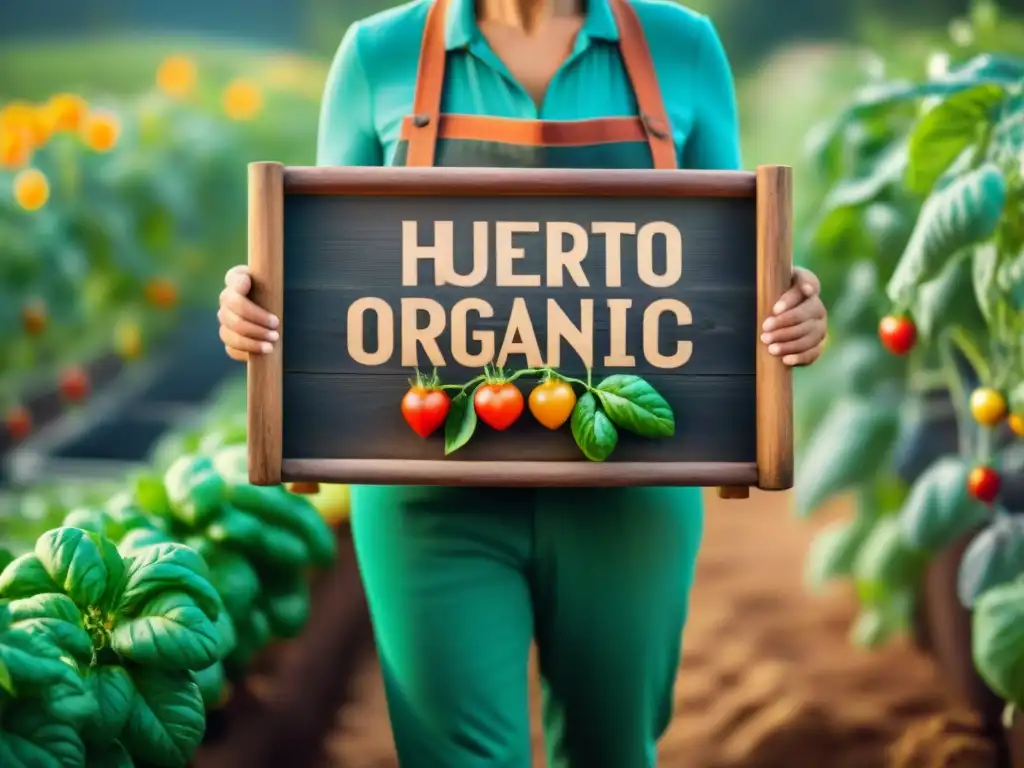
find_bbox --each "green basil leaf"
[204,507,263,548]
[84,666,136,747]
[0,657,12,694]
[593,375,674,438]
[261,575,310,639]
[207,552,260,621]
[444,387,478,455]
[117,543,220,620]
[40,660,96,726]
[84,741,133,768]
[212,609,237,658]
[972,578,1024,707]
[905,83,1006,194]
[87,532,128,612]
[7,593,82,625]
[0,704,87,768]
[111,591,222,671]
[192,662,227,710]
[225,608,270,673]
[164,455,227,527]
[121,668,205,766]
[253,526,310,570]
[35,527,108,608]
[0,627,73,688]
[61,508,113,536]
[0,554,62,600]
[11,618,92,660]
[570,392,618,462]
[117,528,175,560]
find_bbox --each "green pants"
[350,484,704,768]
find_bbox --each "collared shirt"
[316,0,741,171]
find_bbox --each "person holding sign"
[218,0,827,765]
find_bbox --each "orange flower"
[144,277,179,309]
[223,79,263,121]
[0,101,50,148]
[0,126,32,168]
[13,168,49,211]
[156,55,198,98]
[47,93,88,132]
[80,109,120,152]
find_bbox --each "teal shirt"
[315,0,742,171]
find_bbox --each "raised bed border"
[192,523,375,768]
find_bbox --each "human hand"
[218,265,280,362]
[760,267,827,367]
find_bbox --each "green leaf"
[795,396,901,517]
[117,543,220,620]
[0,704,87,768]
[7,593,82,625]
[261,576,310,639]
[570,392,618,462]
[593,375,674,438]
[899,456,990,552]
[973,579,1024,708]
[85,741,133,768]
[207,552,260,620]
[805,515,874,591]
[905,83,1006,194]
[1011,381,1024,415]
[39,659,96,725]
[83,666,136,747]
[853,517,924,601]
[849,607,889,649]
[0,627,77,688]
[444,388,478,455]
[61,508,113,536]
[972,242,1002,324]
[0,657,12,694]
[35,527,108,608]
[887,164,1006,308]
[88,533,128,612]
[111,591,222,671]
[205,507,262,548]
[118,528,175,559]
[212,609,236,658]
[164,455,227,527]
[192,663,227,709]
[12,618,92,660]
[121,668,206,767]
[958,516,1024,608]
[912,250,987,341]
[0,554,62,600]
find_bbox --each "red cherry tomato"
[878,315,917,356]
[59,366,90,403]
[401,386,450,438]
[474,383,524,431]
[967,466,1001,504]
[4,405,32,442]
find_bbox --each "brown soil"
[321,491,995,767]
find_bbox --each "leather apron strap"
[404,0,677,170]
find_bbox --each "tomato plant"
[401,370,451,438]
[794,2,1024,712]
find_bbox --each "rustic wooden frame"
[247,162,793,495]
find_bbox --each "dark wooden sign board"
[246,162,793,497]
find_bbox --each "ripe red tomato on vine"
[967,466,1000,504]
[401,370,450,438]
[59,366,90,404]
[878,315,917,355]
[4,405,32,442]
[475,382,524,431]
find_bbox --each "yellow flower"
[223,79,263,121]
[13,168,49,211]
[47,93,89,132]
[156,55,197,98]
[0,126,33,168]
[0,101,51,148]
[80,109,121,152]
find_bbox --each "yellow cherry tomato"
[1010,414,1024,437]
[528,379,577,430]
[970,387,1008,426]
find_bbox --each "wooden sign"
[246,163,793,495]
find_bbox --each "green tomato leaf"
[0,704,87,768]
[117,543,220,620]
[1011,381,1024,416]
[444,387,478,456]
[0,554,62,600]
[83,666,136,747]
[593,375,674,438]
[34,527,108,608]
[972,242,1002,325]
[853,516,925,602]
[905,83,1006,194]
[121,668,205,767]
[958,516,1024,608]
[570,392,618,462]
[795,396,901,517]
[973,578,1024,708]
[887,163,1006,308]
[912,250,987,341]
[110,590,222,671]
[899,456,991,552]
[804,515,874,591]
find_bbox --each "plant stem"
[939,332,973,457]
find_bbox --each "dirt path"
[322,491,994,767]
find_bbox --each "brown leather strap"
[400,114,650,146]
[609,0,677,169]
[406,0,448,167]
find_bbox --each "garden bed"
[193,523,374,768]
